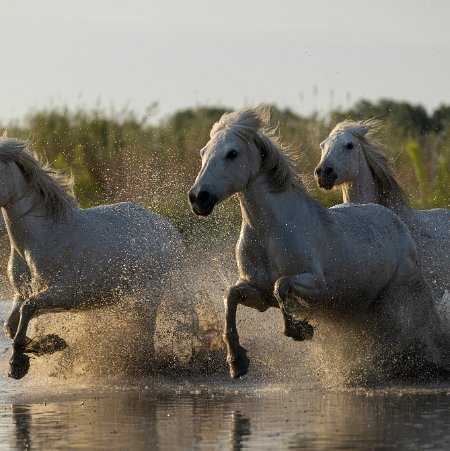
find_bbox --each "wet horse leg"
[9,291,68,379]
[3,296,24,339]
[224,280,275,378]
[8,298,38,379]
[5,250,32,340]
[274,272,326,341]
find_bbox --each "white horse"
[0,138,183,379]
[315,120,450,298]
[188,107,449,380]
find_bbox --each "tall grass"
[1,100,448,225]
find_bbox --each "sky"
[1,0,449,124]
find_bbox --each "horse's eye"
[345,142,354,150]
[226,149,238,160]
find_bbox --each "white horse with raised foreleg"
[0,137,183,379]
[188,107,449,380]
[315,120,450,298]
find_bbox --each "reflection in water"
[2,387,449,450]
[11,405,32,450]
[228,411,251,451]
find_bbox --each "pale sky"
[1,0,449,123]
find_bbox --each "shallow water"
[1,380,450,450]
[1,296,450,450]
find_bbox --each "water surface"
[1,381,449,450]
[1,299,449,450]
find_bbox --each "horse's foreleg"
[3,297,24,339]
[224,281,274,378]
[9,291,68,379]
[8,297,39,379]
[274,272,326,341]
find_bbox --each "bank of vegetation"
[3,100,449,238]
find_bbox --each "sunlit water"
[1,276,450,449]
[2,382,450,450]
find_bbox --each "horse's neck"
[341,157,381,204]
[238,175,325,234]
[2,172,63,257]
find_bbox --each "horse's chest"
[237,241,272,294]
[237,231,313,293]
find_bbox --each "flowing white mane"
[0,137,77,220]
[211,107,303,192]
[331,119,408,209]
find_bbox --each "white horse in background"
[315,120,450,298]
[0,137,183,379]
[188,107,449,380]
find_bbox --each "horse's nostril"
[197,190,210,203]
[314,167,322,177]
[188,190,196,204]
[323,166,334,176]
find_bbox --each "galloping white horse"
[0,137,183,379]
[315,120,450,297]
[188,107,448,380]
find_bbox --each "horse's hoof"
[25,334,67,356]
[8,353,30,380]
[284,321,314,341]
[227,347,250,379]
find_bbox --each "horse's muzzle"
[314,166,337,190]
[188,188,218,216]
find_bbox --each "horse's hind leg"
[224,280,275,378]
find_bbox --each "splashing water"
[0,214,449,392]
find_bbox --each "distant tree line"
[3,99,449,228]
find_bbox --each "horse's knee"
[224,285,244,305]
[225,284,272,312]
[273,276,291,304]
[19,301,38,319]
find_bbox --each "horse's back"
[330,202,411,245]
[72,202,184,286]
[83,202,180,243]
[328,202,418,277]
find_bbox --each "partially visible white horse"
[188,107,449,380]
[315,120,450,298]
[0,137,183,379]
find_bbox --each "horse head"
[314,124,368,190]
[188,112,263,216]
